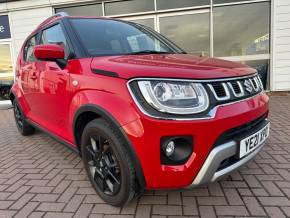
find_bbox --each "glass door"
[157,10,210,57]
[0,43,14,101]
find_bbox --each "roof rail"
[38,12,69,28]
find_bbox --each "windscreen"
[70,18,184,56]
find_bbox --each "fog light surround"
[161,136,193,165]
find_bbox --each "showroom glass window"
[55,4,103,16]
[157,0,210,10]
[213,2,270,57]
[105,0,155,16]
[0,44,13,100]
[0,15,13,101]
[159,12,210,56]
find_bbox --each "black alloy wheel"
[81,118,136,206]
[84,134,121,195]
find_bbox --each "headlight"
[135,80,209,114]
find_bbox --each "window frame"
[23,33,39,63]
[38,20,77,60]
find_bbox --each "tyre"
[81,118,136,206]
[13,100,35,136]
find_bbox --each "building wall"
[0,1,52,62]
[10,7,52,57]
[272,0,290,91]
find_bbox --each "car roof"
[25,14,131,46]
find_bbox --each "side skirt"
[27,119,80,155]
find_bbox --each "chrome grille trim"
[208,83,231,101]
[209,75,263,101]
[227,81,244,98]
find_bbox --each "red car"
[10,13,270,206]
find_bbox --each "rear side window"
[40,24,69,58]
[23,35,38,62]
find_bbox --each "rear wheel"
[81,118,136,206]
[13,100,35,136]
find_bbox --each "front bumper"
[189,139,266,187]
[122,93,269,189]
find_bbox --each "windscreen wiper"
[127,50,173,55]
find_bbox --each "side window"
[40,24,69,58]
[24,35,38,62]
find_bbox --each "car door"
[20,35,39,117]
[32,23,72,140]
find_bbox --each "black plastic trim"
[92,69,119,78]
[213,113,268,148]
[27,119,80,154]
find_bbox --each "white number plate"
[239,123,270,158]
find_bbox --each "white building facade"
[0,0,289,101]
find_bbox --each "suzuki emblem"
[244,79,253,93]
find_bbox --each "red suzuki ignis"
[10,13,270,206]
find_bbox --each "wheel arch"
[73,104,146,190]
[9,90,16,103]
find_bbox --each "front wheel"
[81,118,136,206]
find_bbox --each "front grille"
[207,74,263,103]
[208,83,230,100]
[232,82,241,94]
[212,84,226,97]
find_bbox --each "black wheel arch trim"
[73,104,146,190]
[9,89,16,104]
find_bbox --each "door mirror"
[34,44,65,61]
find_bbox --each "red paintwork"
[11,17,269,189]
[91,54,256,79]
[34,44,65,60]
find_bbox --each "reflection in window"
[0,44,13,100]
[55,4,103,16]
[24,35,37,62]
[240,59,269,89]
[157,0,210,10]
[213,2,270,57]
[41,24,69,57]
[105,0,154,16]
[70,19,179,56]
[159,13,210,56]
